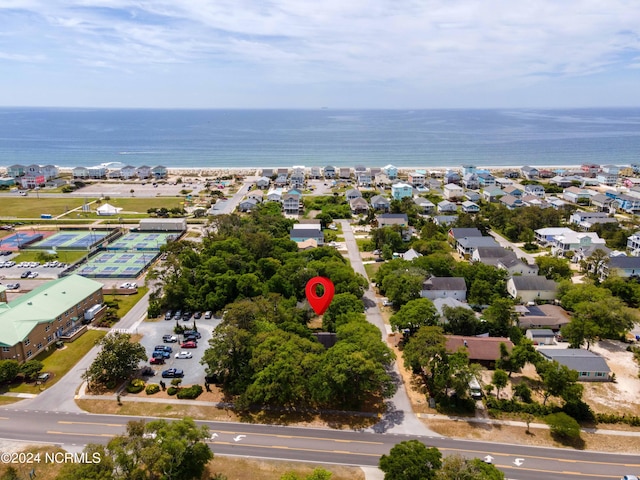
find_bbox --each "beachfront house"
[581,164,600,177]
[310,167,322,179]
[136,165,151,179]
[339,168,351,180]
[7,165,25,178]
[383,165,398,179]
[391,183,413,200]
[521,166,539,179]
[120,165,137,179]
[73,167,90,179]
[324,166,336,179]
[151,165,168,179]
[357,171,372,187]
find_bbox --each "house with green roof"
[0,275,103,363]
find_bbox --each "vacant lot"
[0,197,95,218]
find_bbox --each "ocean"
[0,107,639,169]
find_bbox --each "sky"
[1,1,640,109]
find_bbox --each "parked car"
[193,311,202,319]
[164,310,173,320]
[120,282,131,289]
[154,345,173,353]
[152,350,170,359]
[27,272,39,278]
[150,357,165,365]
[204,311,212,319]
[161,368,184,378]
[183,330,201,339]
[182,311,192,321]
[20,271,31,278]
[162,335,178,343]
[175,352,193,359]
[180,341,197,349]
[5,283,20,290]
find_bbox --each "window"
[595,372,605,377]
[580,372,589,377]
[45,325,50,332]
[46,336,52,343]
[36,343,43,350]
[26,350,32,358]
[24,339,30,346]
[2,347,9,353]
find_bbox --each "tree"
[535,255,572,281]
[545,412,581,440]
[19,360,44,381]
[402,326,447,374]
[57,444,114,480]
[390,298,438,336]
[0,360,20,384]
[322,293,364,332]
[483,298,514,337]
[381,270,425,307]
[536,360,582,405]
[442,306,481,336]
[379,440,442,480]
[435,455,505,480]
[84,333,147,386]
[491,369,509,399]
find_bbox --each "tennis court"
[32,230,109,250]
[0,232,45,250]
[107,232,176,251]
[75,251,158,278]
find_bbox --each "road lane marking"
[206,441,381,457]
[48,431,115,438]
[58,421,123,427]
[209,430,383,445]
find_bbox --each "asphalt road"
[0,409,637,480]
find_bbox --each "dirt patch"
[207,457,364,480]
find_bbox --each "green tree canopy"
[379,440,443,480]
[390,298,438,336]
[84,333,147,386]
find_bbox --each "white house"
[443,183,464,200]
[421,277,467,301]
[507,276,558,303]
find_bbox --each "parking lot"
[136,313,221,387]
[0,254,68,283]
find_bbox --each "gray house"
[537,349,611,382]
[421,276,467,301]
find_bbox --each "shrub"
[545,412,581,439]
[177,385,203,400]
[167,386,178,396]
[562,400,595,422]
[145,384,160,395]
[126,379,145,394]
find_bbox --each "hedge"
[177,385,203,400]
[167,386,178,396]
[145,384,160,395]
[126,379,145,394]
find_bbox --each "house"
[569,211,617,230]
[515,304,570,331]
[0,275,104,364]
[601,164,620,175]
[499,194,523,209]
[522,195,549,209]
[370,195,391,212]
[433,215,458,227]
[464,191,481,202]
[107,169,122,179]
[494,177,514,188]
[524,184,545,198]
[293,220,321,230]
[462,173,479,190]
[551,231,606,257]
[262,168,274,178]
[136,165,151,179]
[7,164,25,178]
[462,165,477,176]
[537,349,611,382]
[548,197,568,210]
[289,228,324,246]
[120,165,137,179]
[266,188,284,203]
[502,186,523,198]
[88,166,108,179]
[378,213,408,227]
[408,171,426,187]
[456,236,499,257]
[497,256,539,276]
[277,168,289,176]
[433,298,473,318]
[471,246,513,264]
[572,245,611,266]
[506,276,558,303]
[0,177,15,187]
[600,256,640,279]
[350,197,369,214]
[274,174,289,187]
[443,183,464,200]
[608,193,640,214]
[402,248,422,261]
[255,176,271,189]
[237,198,259,212]
[151,165,168,179]
[19,175,45,189]
[246,191,264,202]
[421,277,467,301]
[443,171,461,185]
[354,165,367,176]
[563,187,592,204]
[448,228,482,245]
[580,164,600,177]
[72,167,90,179]
[549,176,575,188]
[477,173,495,188]
[357,171,372,187]
[309,167,322,179]
[382,164,398,179]
[437,200,457,213]
[324,166,336,179]
[627,231,640,256]
[445,335,514,368]
[41,164,58,179]
[534,227,574,246]
[339,168,351,179]
[521,166,539,179]
[391,183,414,200]
[525,329,556,345]
[596,172,618,186]
[482,187,505,202]
[290,168,305,188]
[414,197,435,214]
[282,194,301,214]
[345,188,362,201]
[96,203,123,216]
[461,201,480,213]
[374,172,392,187]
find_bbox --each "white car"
[27,272,39,278]
[175,352,193,359]
[120,282,131,289]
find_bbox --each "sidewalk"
[417,413,640,437]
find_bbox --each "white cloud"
[0,0,639,106]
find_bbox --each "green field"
[12,250,87,264]
[0,197,97,218]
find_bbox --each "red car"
[180,341,197,349]
[150,357,165,365]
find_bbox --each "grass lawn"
[0,197,97,218]
[12,250,87,264]
[104,286,149,319]
[364,262,381,279]
[8,329,106,394]
[356,238,373,251]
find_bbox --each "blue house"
[391,183,413,200]
[383,164,398,179]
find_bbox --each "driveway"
[488,230,538,265]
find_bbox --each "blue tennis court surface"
[107,232,175,251]
[75,251,157,278]
[33,231,108,250]
[0,232,43,250]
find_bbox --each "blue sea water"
[0,107,639,169]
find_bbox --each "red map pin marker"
[305,276,335,315]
